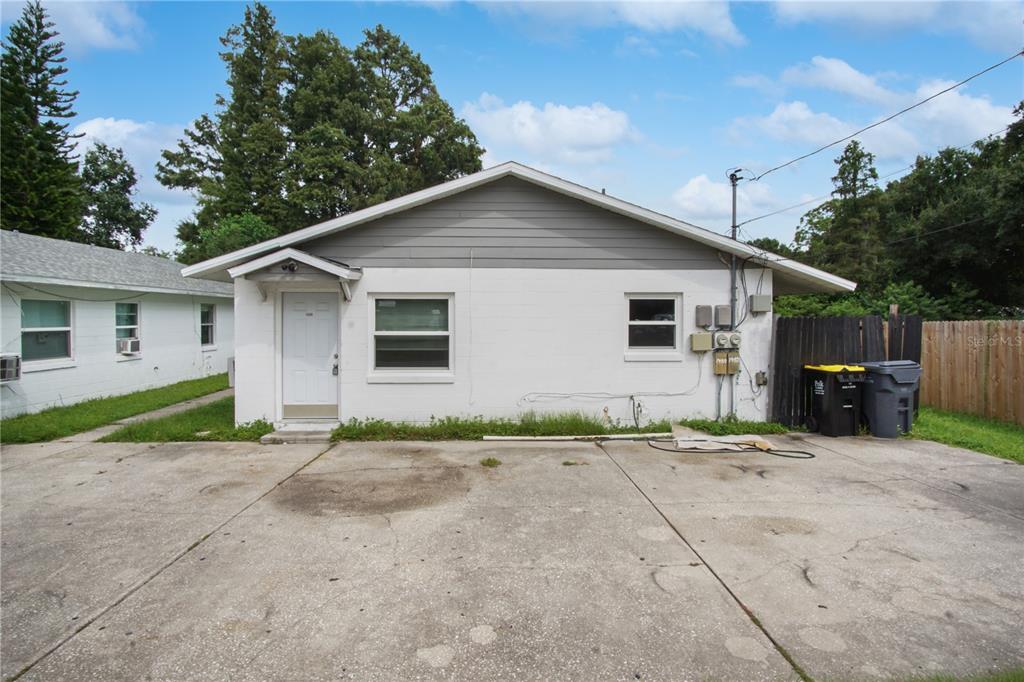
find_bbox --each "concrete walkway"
[58,388,234,442]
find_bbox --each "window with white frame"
[115,302,140,350]
[21,299,72,362]
[626,295,679,350]
[200,304,215,346]
[372,296,451,370]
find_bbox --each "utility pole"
[727,170,740,419]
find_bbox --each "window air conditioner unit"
[117,338,141,355]
[0,354,21,383]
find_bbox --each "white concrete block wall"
[0,284,233,417]
[234,267,775,426]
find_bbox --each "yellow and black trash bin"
[803,365,866,437]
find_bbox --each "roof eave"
[181,161,854,294]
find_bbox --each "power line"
[737,165,914,227]
[882,217,986,246]
[750,49,1024,182]
[738,125,1012,228]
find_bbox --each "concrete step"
[260,430,334,445]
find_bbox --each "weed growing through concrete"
[562,460,589,466]
[480,457,502,468]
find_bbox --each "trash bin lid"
[859,360,922,382]
[804,364,866,372]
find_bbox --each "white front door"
[282,292,338,419]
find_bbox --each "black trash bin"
[804,365,866,437]
[858,360,922,438]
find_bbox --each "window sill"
[623,351,683,363]
[367,372,455,384]
[201,345,218,352]
[22,359,77,373]
[116,354,143,363]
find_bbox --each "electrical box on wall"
[690,332,713,352]
[695,305,713,328]
[750,294,772,314]
[713,331,741,349]
[714,305,732,328]
[713,350,740,375]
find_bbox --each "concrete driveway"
[2,435,1022,681]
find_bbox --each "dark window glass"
[374,335,449,368]
[629,298,674,322]
[22,331,71,361]
[628,325,675,348]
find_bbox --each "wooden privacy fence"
[920,320,1024,426]
[770,314,923,427]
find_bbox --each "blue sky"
[3,1,1022,251]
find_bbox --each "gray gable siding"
[301,177,725,270]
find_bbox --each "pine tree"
[80,143,157,249]
[158,5,484,260]
[157,2,289,246]
[1,0,83,238]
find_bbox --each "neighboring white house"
[182,162,855,428]
[1,230,234,417]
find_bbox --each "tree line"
[1,0,155,250]
[750,108,1024,320]
[156,3,483,263]
[1,1,483,262]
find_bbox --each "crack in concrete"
[5,443,337,682]
[597,442,814,682]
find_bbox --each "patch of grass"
[99,397,272,443]
[909,407,1024,463]
[479,457,501,468]
[1,373,229,443]
[331,411,672,441]
[904,669,1024,682]
[678,416,796,437]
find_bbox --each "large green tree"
[157,2,289,250]
[0,0,82,238]
[80,143,157,249]
[776,105,1024,319]
[793,140,887,291]
[158,4,484,263]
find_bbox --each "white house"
[182,162,854,428]
[1,230,234,417]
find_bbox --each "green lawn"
[909,407,1024,463]
[905,669,1024,682]
[678,416,797,436]
[0,373,229,444]
[332,412,671,441]
[99,397,272,442]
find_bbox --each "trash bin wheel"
[806,415,819,433]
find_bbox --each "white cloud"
[617,34,659,57]
[730,57,1016,163]
[462,93,638,165]
[730,73,785,98]
[781,56,896,105]
[772,1,1024,52]
[74,117,194,250]
[476,0,744,45]
[732,101,921,159]
[672,174,782,223]
[42,1,145,53]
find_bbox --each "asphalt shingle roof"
[0,230,233,297]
